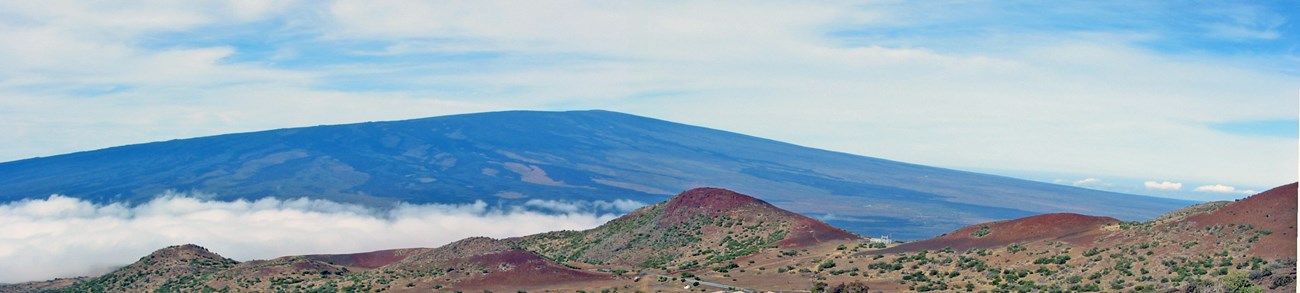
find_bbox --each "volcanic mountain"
[0,110,1194,239]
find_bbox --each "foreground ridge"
[8,184,1294,292]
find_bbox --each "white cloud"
[1072,178,1102,187]
[0,193,628,284]
[1193,184,1257,194]
[523,199,645,214]
[1144,181,1183,191]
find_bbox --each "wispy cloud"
[1144,181,1183,191]
[524,199,645,214]
[1072,178,1103,187]
[0,192,630,283]
[1193,184,1257,194]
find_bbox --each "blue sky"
[0,0,1295,201]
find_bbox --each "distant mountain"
[0,110,1194,239]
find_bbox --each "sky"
[0,1,1296,202]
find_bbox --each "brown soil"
[302,248,432,269]
[1182,183,1296,258]
[869,213,1119,254]
[663,187,859,247]
[451,250,614,290]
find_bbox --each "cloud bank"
[1144,181,1183,190]
[1193,184,1257,194]
[0,193,640,284]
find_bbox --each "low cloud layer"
[0,193,641,284]
[1072,178,1102,187]
[1144,181,1183,191]
[1193,184,1257,194]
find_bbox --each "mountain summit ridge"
[0,110,1194,239]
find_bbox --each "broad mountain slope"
[0,110,1193,239]
[511,187,859,270]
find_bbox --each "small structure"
[868,235,895,244]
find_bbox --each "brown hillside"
[513,187,860,271]
[51,244,237,292]
[869,213,1119,254]
[1182,183,1297,259]
[301,247,432,269]
[382,237,614,291]
[659,187,859,245]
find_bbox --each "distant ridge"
[0,110,1195,239]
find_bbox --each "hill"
[52,244,237,292]
[511,187,859,270]
[0,110,1193,239]
[846,183,1297,292]
[13,185,1295,292]
[868,213,1120,253]
[21,188,865,292]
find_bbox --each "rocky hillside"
[511,188,860,270]
[23,187,857,292]
[15,185,1293,292]
[845,183,1297,292]
[870,213,1120,253]
[53,244,237,292]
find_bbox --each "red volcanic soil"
[658,187,764,224]
[1184,183,1297,258]
[303,248,432,269]
[871,213,1120,254]
[453,249,612,290]
[660,187,859,247]
[774,213,862,247]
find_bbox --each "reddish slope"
[659,187,860,245]
[302,248,432,269]
[514,187,861,270]
[1182,183,1297,258]
[870,213,1120,253]
[384,237,613,290]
